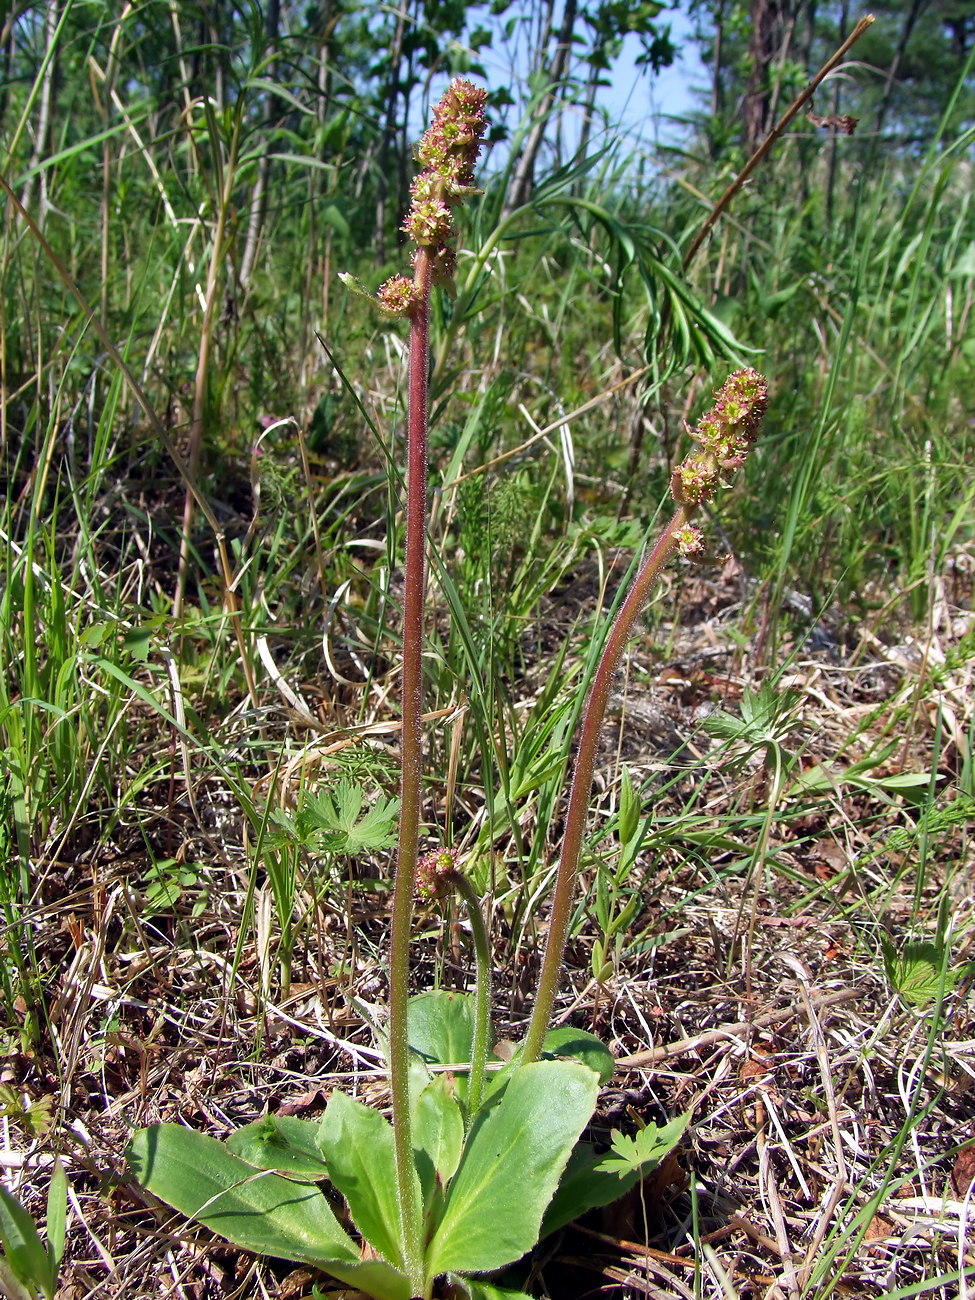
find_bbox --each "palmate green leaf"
[541,1112,689,1237]
[423,1061,599,1280]
[881,937,955,1008]
[316,1090,411,1273]
[602,1113,691,1175]
[291,779,399,854]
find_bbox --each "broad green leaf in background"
[487,1025,616,1100]
[424,1061,599,1279]
[407,991,480,1105]
[537,1027,616,1084]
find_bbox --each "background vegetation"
[0,1,973,1296]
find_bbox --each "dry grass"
[2,543,973,1300]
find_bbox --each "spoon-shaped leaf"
[127,1125,415,1300]
[424,1060,598,1280]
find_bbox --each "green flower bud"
[618,765,640,845]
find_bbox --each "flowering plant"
[127,81,767,1300]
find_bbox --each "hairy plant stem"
[388,247,432,1292]
[451,872,492,1121]
[521,504,691,1065]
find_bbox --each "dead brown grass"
[2,558,973,1300]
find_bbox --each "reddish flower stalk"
[352,79,486,1288]
[520,368,768,1065]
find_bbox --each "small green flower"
[403,197,453,248]
[672,458,719,505]
[677,523,705,556]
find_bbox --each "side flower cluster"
[670,368,768,521]
[416,846,461,902]
[376,79,488,310]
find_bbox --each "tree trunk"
[374,0,409,264]
[238,0,282,292]
[574,56,602,165]
[742,0,788,151]
[0,6,16,134]
[825,0,848,224]
[711,0,726,120]
[502,0,578,220]
[20,0,60,226]
[874,0,928,140]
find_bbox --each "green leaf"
[412,1075,464,1215]
[492,1027,615,1095]
[321,203,350,238]
[539,1028,616,1084]
[450,1279,535,1300]
[882,938,954,1008]
[125,1126,357,1266]
[128,1127,416,1300]
[227,1116,330,1182]
[0,1182,54,1300]
[44,1161,67,1288]
[424,1061,599,1279]
[0,1259,33,1300]
[291,780,399,855]
[602,1113,691,1175]
[949,240,975,278]
[618,765,640,845]
[315,1090,411,1271]
[407,991,478,1104]
[541,1113,689,1236]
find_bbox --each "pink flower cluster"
[415,846,461,902]
[670,368,768,509]
[377,79,488,310]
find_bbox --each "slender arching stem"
[520,505,691,1065]
[521,366,768,1064]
